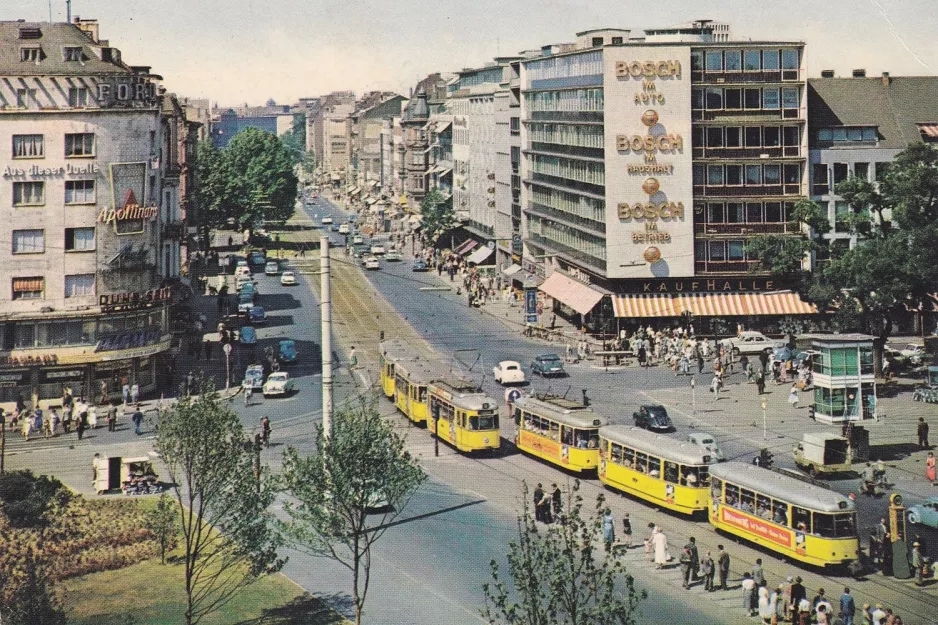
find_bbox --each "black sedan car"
[633,405,674,432]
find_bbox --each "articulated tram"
[708,462,859,568]
[427,378,501,453]
[379,340,420,399]
[393,360,433,425]
[598,426,712,515]
[512,395,604,473]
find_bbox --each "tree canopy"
[418,189,454,244]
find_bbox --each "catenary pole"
[321,236,333,439]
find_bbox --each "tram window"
[711,477,723,501]
[739,489,755,513]
[574,429,593,448]
[418,387,427,402]
[773,503,788,526]
[664,461,680,484]
[725,483,740,507]
[647,456,661,478]
[834,513,856,538]
[756,495,772,520]
[792,506,811,533]
[682,466,700,487]
[470,412,498,430]
[635,452,648,473]
[813,513,834,538]
[624,447,635,468]
[698,466,710,487]
[549,422,560,441]
[513,408,522,425]
[610,443,623,463]
[561,426,573,445]
[588,431,599,449]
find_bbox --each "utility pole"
[321,236,333,439]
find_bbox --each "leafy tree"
[280,113,307,166]
[155,380,284,625]
[419,189,454,244]
[193,140,233,233]
[744,198,830,292]
[482,481,645,625]
[144,492,179,565]
[279,400,426,625]
[224,128,299,227]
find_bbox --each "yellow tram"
[598,426,712,515]
[379,340,419,399]
[427,378,501,453]
[512,395,604,473]
[708,462,859,568]
[393,360,433,425]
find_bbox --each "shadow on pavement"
[232,592,351,625]
[260,293,306,311]
[869,442,920,461]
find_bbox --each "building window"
[705,88,723,110]
[706,127,724,148]
[690,51,703,71]
[746,165,762,185]
[63,46,84,61]
[611,36,623,45]
[743,50,761,70]
[854,162,870,181]
[747,203,763,223]
[15,88,36,108]
[781,49,799,70]
[727,202,744,222]
[707,165,725,186]
[64,274,95,298]
[709,241,726,261]
[765,202,782,222]
[12,229,44,254]
[65,179,95,204]
[13,181,44,206]
[727,240,745,261]
[20,47,42,62]
[726,165,743,186]
[744,88,761,109]
[783,126,799,147]
[705,50,723,71]
[745,127,761,147]
[65,227,95,251]
[762,88,780,110]
[784,163,801,185]
[724,88,741,109]
[724,50,742,71]
[762,50,780,71]
[725,127,742,147]
[708,203,725,223]
[834,201,850,229]
[782,88,799,110]
[65,133,95,157]
[811,164,829,195]
[763,164,781,185]
[832,163,849,186]
[591,37,604,47]
[12,134,43,158]
[68,87,89,107]
[12,277,44,300]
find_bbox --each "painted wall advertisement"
[604,46,694,279]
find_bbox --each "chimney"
[852,69,866,78]
[882,71,891,86]
[73,17,99,43]
[821,69,835,78]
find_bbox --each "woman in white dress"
[652,527,668,569]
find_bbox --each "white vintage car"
[493,360,525,385]
[262,372,295,397]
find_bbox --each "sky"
[2,0,937,106]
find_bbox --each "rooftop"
[0,20,140,76]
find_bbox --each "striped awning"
[453,239,478,256]
[12,277,44,292]
[917,122,938,140]
[612,291,816,318]
[539,272,605,316]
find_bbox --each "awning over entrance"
[611,291,817,318]
[502,264,522,276]
[467,245,494,265]
[453,239,478,256]
[539,272,605,316]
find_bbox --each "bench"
[593,351,635,366]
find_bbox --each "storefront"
[538,271,608,330]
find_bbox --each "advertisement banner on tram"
[721,507,792,547]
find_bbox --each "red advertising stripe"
[519,430,562,459]
[721,506,792,548]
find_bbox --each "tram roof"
[599,425,711,465]
[429,379,497,411]
[394,360,435,384]
[513,396,604,428]
[708,462,856,513]
[379,340,420,363]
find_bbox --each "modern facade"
[210,103,294,148]
[348,93,405,193]
[517,26,814,330]
[808,73,938,251]
[311,91,356,186]
[0,18,190,409]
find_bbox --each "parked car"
[898,344,926,365]
[493,360,525,385]
[239,326,257,345]
[338,223,350,234]
[248,306,266,324]
[686,432,726,462]
[364,256,380,270]
[721,331,775,356]
[280,270,297,286]
[249,251,266,266]
[352,234,365,245]
[907,496,938,528]
[531,353,565,377]
[321,216,334,225]
[370,244,386,255]
[237,292,254,314]
[384,250,402,262]
[235,274,252,292]
[279,339,297,364]
[633,405,674,432]
[242,364,265,390]
[412,259,428,272]
[265,261,280,276]
[263,372,295,397]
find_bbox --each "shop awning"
[611,291,817,318]
[538,272,605,316]
[348,187,361,196]
[467,245,494,265]
[436,167,453,177]
[453,239,478,256]
[436,121,452,132]
[364,180,378,189]
[917,122,938,140]
[502,264,522,276]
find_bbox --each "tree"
[0,470,70,529]
[418,189,454,244]
[745,198,830,285]
[482,481,645,625]
[155,380,283,625]
[144,492,179,565]
[224,128,299,226]
[279,400,426,625]
[280,113,307,166]
[193,140,234,234]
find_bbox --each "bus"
[393,360,433,425]
[379,340,419,399]
[598,425,712,515]
[512,395,604,473]
[428,378,501,453]
[708,462,859,568]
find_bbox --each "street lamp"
[223,343,232,393]
[691,376,696,418]
[761,398,768,440]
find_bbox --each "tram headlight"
[484,437,490,445]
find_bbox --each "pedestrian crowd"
[2,386,146,441]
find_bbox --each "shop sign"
[0,371,28,387]
[2,163,100,178]
[615,60,681,79]
[0,354,58,369]
[40,369,85,382]
[618,278,785,294]
[97,190,158,229]
[95,326,163,353]
[99,287,172,312]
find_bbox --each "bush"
[0,471,71,529]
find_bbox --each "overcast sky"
[3,0,936,105]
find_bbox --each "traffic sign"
[505,388,522,404]
[223,343,232,355]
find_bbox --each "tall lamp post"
[691,376,696,418]
[223,343,232,393]
[761,398,768,440]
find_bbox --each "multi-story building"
[808,72,938,252]
[518,25,815,331]
[0,18,188,408]
[310,91,356,187]
[210,103,294,148]
[348,93,405,194]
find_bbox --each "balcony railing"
[691,69,801,84]
[692,146,801,159]
[692,108,804,122]
[694,222,801,236]
[526,201,606,235]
